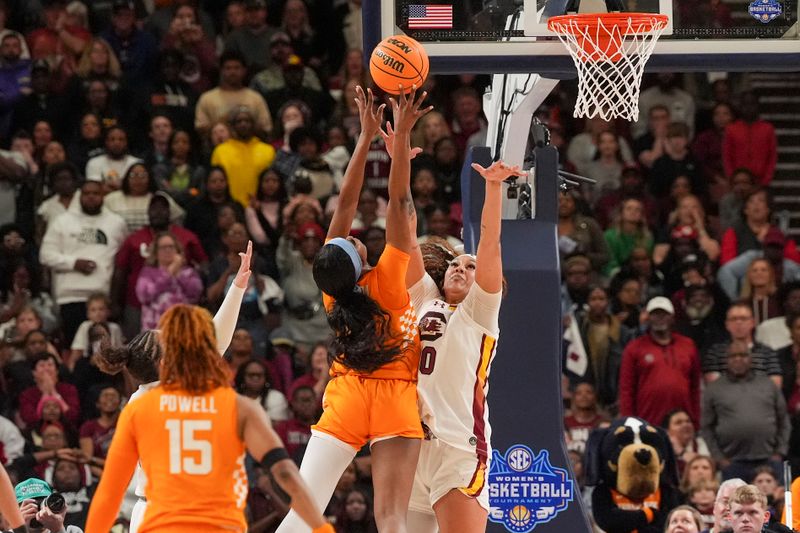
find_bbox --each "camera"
[29,493,65,529]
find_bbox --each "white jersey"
[409,273,501,457]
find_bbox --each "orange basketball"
[370,35,429,95]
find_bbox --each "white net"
[548,14,669,121]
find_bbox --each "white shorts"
[409,438,490,515]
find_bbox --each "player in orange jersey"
[275,86,431,533]
[85,305,333,533]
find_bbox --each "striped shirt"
[701,341,781,376]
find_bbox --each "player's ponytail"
[96,330,161,383]
[313,242,402,373]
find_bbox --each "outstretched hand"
[389,85,433,134]
[380,121,423,160]
[471,161,527,183]
[355,85,385,139]
[233,240,253,289]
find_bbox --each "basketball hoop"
[548,13,669,121]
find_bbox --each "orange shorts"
[312,374,423,449]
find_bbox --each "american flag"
[408,4,453,29]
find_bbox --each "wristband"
[260,447,290,470]
[312,524,335,533]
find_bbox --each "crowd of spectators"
[0,0,792,532]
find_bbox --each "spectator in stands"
[286,127,335,201]
[78,385,119,479]
[233,357,290,422]
[245,167,288,278]
[11,60,62,138]
[84,126,140,192]
[160,3,216,94]
[665,506,704,533]
[702,340,789,481]
[687,479,717,530]
[138,114,172,170]
[636,73,696,138]
[723,92,777,186]
[0,413,24,468]
[103,162,155,232]
[557,191,608,272]
[411,110,450,157]
[0,32,31,137]
[132,49,197,134]
[603,197,653,277]
[152,129,205,207]
[674,284,729,356]
[250,32,323,100]
[2,321,60,398]
[680,455,717,497]
[16,477,84,533]
[274,384,318,460]
[618,296,701,426]
[223,1,247,38]
[751,466,781,521]
[560,254,592,316]
[649,122,705,199]
[68,293,122,365]
[0,140,28,229]
[0,261,58,335]
[581,131,626,202]
[692,102,734,184]
[334,488,378,533]
[263,55,333,125]
[194,50,272,137]
[563,382,608,453]
[276,220,329,346]
[210,105,276,207]
[758,281,800,350]
[224,0,278,73]
[776,314,800,415]
[184,166,244,258]
[135,232,203,330]
[80,79,121,133]
[566,116,634,175]
[206,223,282,351]
[653,195,720,266]
[66,113,103,172]
[720,189,800,265]
[448,86,487,156]
[290,341,331,403]
[704,301,782,387]
[70,37,121,103]
[51,457,94,529]
[112,191,206,337]
[269,100,311,152]
[20,353,80,427]
[594,166,659,229]
[633,104,670,168]
[739,258,780,324]
[704,478,747,533]
[361,226,386,268]
[418,204,461,250]
[281,0,325,74]
[718,168,757,233]
[663,408,710,478]
[39,179,126,344]
[100,0,157,82]
[246,466,290,530]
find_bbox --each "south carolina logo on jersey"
[419,310,447,341]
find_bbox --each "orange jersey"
[323,244,420,380]
[86,386,248,533]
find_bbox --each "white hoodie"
[40,208,127,305]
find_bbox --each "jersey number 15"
[166,419,212,475]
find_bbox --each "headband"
[326,238,362,280]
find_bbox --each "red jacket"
[618,332,701,426]
[722,120,777,185]
[719,226,800,265]
[19,383,81,427]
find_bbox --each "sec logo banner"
[488,445,574,532]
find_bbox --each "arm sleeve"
[84,406,139,533]
[373,245,411,310]
[617,344,635,417]
[213,284,246,355]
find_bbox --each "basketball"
[369,35,429,95]
[508,505,532,527]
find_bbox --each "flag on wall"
[408,4,453,29]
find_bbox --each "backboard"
[366,0,800,74]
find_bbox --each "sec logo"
[507,446,532,472]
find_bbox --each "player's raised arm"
[470,161,526,294]
[327,86,385,240]
[385,86,431,255]
[237,396,333,533]
[213,240,252,354]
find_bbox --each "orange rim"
[547,13,669,35]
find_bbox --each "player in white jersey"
[405,160,524,533]
[95,242,252,533]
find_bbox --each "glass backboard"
[366,0,800,74]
